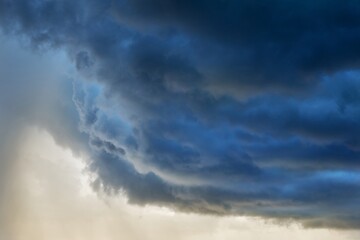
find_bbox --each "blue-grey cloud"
[1,0,360,229]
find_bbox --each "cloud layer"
[1,0,360,229]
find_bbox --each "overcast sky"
[0,1,360,239]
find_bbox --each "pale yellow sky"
[1,127,358,240]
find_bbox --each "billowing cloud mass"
[0,0,360,229]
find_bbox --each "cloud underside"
[1,0,360,229]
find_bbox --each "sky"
[0,1,359,239]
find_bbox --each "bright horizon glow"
[4,127,359,240]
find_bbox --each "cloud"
[0,0,360,229]
[9,127,358,240]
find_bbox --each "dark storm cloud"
[1,0,360,229]
[112,0,360,90]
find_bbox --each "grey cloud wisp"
[1,0,360,229]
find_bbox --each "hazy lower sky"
[0,1,360,239]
